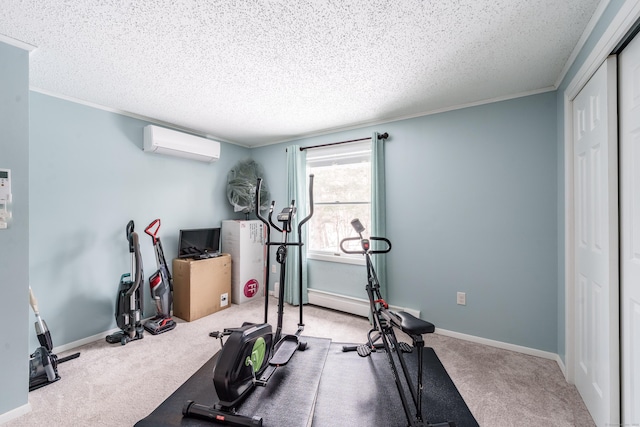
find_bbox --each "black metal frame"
[182,175,315,427]
[257,174,314,342]
[340,219,451,427]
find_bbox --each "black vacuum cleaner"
[143,219,176,335]
[28,286,80,391]
[106,220,145,345]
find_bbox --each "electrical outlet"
[272,264,276,273]
[220,292,229,307]
[457,292,466,306]
[274,282,279,298]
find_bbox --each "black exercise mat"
[312,344,479,427]
[135,336,331,427]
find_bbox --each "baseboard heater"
[307,288,420,318]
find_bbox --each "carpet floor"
[5,297,595,426]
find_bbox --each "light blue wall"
[554,0,628,364]
[0,42,30,416]
[308,260,365,299]
[28,92,251,348]
[388,94,557,351]
[254,92,559,352]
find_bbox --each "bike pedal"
[356,345,372,357]
[398,342,413,353]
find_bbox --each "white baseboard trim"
[50,292,569,382]
[434,328,559,361]
[51,310,184,354]
[555,354,567,379]
[0,402,31,425]
[307,288,420,318]
[51,313,162,354]
[53,327,120,354]
[307,289,563,363]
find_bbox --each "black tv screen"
[178,228,221,258]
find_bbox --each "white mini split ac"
[143,125,220,162]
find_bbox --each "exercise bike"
[106,220,144,345]
[340,219,455,427]
[142,219,177,335]
[183,175,314,427]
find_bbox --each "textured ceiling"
[1,0,601,147]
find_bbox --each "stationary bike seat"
[394,311,435,335]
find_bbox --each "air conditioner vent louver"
[143,125,220,162]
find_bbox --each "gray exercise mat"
[136,336,331,427]
[312,343,479,427]
[137,338,478,426]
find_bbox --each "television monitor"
[178,227,221,259]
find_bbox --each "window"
[306,141,371,264]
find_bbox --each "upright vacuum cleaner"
[28,287,80,391]
[106,220,144,345]
[143,219,176,335]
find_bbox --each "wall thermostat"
[0,168,12,229]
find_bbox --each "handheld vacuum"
[28,286,80,391]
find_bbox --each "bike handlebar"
[340,236,392,255]
[340,217,392,255]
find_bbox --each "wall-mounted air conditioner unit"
[143,125,220,162]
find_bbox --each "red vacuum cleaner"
[143,219,177,335]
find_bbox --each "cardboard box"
[172,254,231,321]
[221,220,266,304]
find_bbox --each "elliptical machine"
[106,220,144,345]
[183,175,315,427]
[142,219,177,335]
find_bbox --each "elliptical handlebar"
[297,174,314,234]
[255,178,267,224]
[256,175,316,237]
[258,185,284,234]
[268,201,289,233]
[255,179,273,235]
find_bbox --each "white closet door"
[572,56,619,427]
[620,33,640,426]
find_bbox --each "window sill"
[307,252,365,266]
